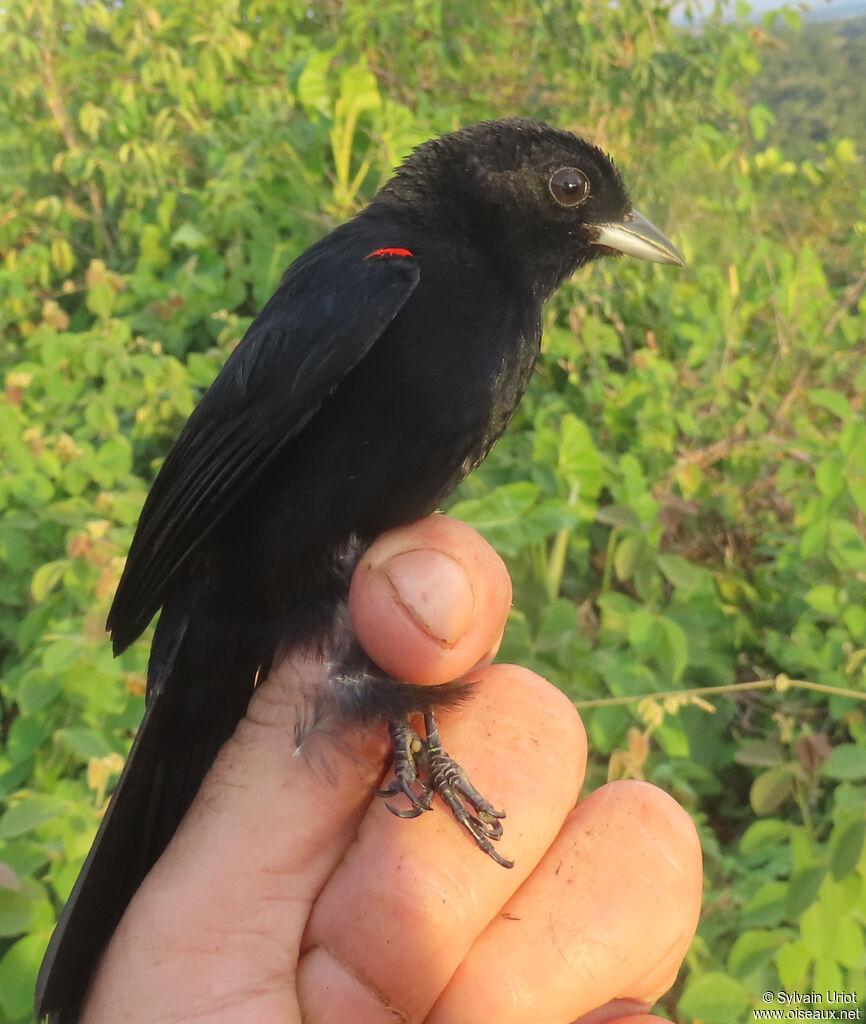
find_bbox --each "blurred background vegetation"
[1,0,865,1020]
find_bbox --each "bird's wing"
[107,245,419,652]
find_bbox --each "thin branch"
[573,676,866,709]
[823,268,866,338]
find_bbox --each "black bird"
[35,117,683,1022]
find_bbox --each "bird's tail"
[35,601,258,1024]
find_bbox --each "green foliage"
[749,15,866,161]
[1,1,865,1021]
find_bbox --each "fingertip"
[349,516,511,685]
[579,781,702,1003]
[427,778,701,1024]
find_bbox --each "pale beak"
[592,209,685,267]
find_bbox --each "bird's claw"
[376,713,513,868]
[423,737,513,867]
[375,717,434,814]
[375,776,434,817]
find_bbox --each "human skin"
[79,515,703,1024]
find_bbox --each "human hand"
[81,515,702,1024]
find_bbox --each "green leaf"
[297,48,336,117]
[41,638,82,675]
[0,932,47,1018]
[0,841,48,880]
[659,615,689,681]
[750,765,795,815]
[614,533,645,582]
[786,865,827,917]
[31,560,70,602]
[98,435,133,479]
[6,715,51,765]
[86,280,115,320]
[748,102,774,142]
[735,739,785,767]
[656,553,704,591]
[678,972,750,1024]
[833,915,864,967]
[339,64,381,113]
[0,879,51,937]
[138,223,169,268]
[557,414,602,497]
[627,607,654,650]
[0,795,67,840]
[815,457,845,499]
[595,503,642,531]
[727,928,786,978]
[800,520,828,559]
[843,603,866,640]
[742,881,787,927]
[823,744,866,781]
[17,674,61,714]
[780,6,802,30]
[498,609,533,665]
[829,518,866,571]
[804,584,839,615]
[171,222,209,249]
[812,954,842,995]
[800,895,835,958]
[740,818,791,857]
[809,387,852,420]
[586,704,630,753]
[55,728,114,762]
[835,138,858,164]
[449,482,540,553]
[830,818,866,880]
[776,939,811,988]
[655,716,689,757]
[0,888,32,936]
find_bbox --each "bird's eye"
[548,167,590,208]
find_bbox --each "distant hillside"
[802,1,866,23]
[750,15,866,158]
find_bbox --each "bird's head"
[376,118,683,297]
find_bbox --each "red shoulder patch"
[365,247,414,260]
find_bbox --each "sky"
[677,0,866,19]
[765,0,866,12]
[749,0,845,8]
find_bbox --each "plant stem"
[546,480,580,601]
[573,676,866,709]
[600,526,618,594]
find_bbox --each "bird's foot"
[377,712,513,868]
[373,717,434,817]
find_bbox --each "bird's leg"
[328,621,511,865]
[377,711,513,868]
[374,714,434,817]
[418,711,513,868]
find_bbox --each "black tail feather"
[35,601,258,1023]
